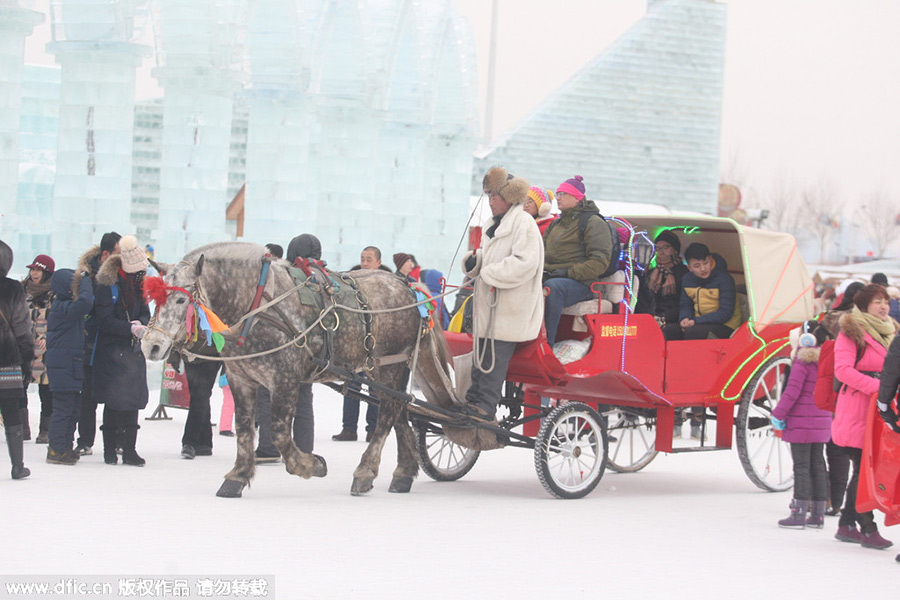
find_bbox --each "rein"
[147,261,474,364]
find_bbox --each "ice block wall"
[375,0,478,275]
[46,0,149,267]
[153,0,245,261]
[0,2,43,256]
[241,0,312,251]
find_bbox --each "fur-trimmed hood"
[74,245,102,297]
[795,346,820,363]
[482,166,529,205]
[96,253,124,287]
[839,311,900,348]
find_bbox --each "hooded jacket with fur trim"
[771,346,832,444]
[832,311,900,449]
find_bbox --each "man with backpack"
[542,175,614,347]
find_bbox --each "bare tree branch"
[797,176,844,263]
[858,187,900,258]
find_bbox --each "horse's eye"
[175,297,186,305]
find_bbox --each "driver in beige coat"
[461,167,544,419]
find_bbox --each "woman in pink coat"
[832,284,899,550]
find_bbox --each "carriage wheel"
[414,423,480,482]
[534,402,607,499]
[735,355,794,492]
[605,408,659,473]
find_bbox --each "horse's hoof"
[313,454,327,478]
[388,475,414,494]
[216,479,245,498]
[350,478,374,496]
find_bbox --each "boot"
[101,426,118,465]
[835,524,863,543]
[121,427,145,467]
[861,529,893,550]
[19,407,30,441]
[778,499,807,529]
[859,514,894,549]
[5,425,31,479]
[36,409,51,444]
[806,500,826,528]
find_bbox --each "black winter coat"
[45,269,93,392]
[0,277,35,402]
[91,258,150,410]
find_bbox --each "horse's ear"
[195,254,204,277]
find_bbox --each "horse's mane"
[181,241,269,265]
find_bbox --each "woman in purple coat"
[771,322,832,528]
[831,284,898,550]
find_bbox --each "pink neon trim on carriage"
[555,182,584,199]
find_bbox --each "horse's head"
[141,255,205,361]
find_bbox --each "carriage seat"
[561,271,636,331]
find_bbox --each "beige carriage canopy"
[622,215,817,328]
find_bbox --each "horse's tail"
[414,321,458,410]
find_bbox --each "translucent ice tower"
[46,0,149,266]
[152,0,246,261]
[0,1,43,255]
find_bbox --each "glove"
[464,255,477,272]
[770,415,785,439]
[545,268,568,280]
[877,400,900,434]
[130,320,147,339]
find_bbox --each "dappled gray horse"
[141,242,454,497]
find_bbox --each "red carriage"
[417,215,817,499]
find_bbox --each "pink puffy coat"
[831,313,899,449]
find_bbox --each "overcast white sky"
[23,0,900,210]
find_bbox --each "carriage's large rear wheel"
[605,408,658,473]
[735,355,794,492]
[414,423,480,482]
[535,402,607,499]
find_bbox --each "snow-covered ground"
[4,378,896,599]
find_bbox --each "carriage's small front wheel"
[735,355,794,492]
[605,408,658,473]
[535,402,607,499]
[414,422,480,482]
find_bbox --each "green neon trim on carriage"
[718,336,791,402]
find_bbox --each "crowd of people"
[2,166,899,565]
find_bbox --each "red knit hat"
[26,254,55,274]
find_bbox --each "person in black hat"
[647,230,687,328]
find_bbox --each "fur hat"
[482,166,529,205]
[887,285,900,300]
[26,254,55,274]
[556,175,586,200]
[526,187,553,218]
[119,235,149,273]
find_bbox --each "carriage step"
[669,446,728,454]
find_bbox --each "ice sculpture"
[472,0,727,215]
[0,1,43,255]
[152,0,246,261]
[46,0,150,267]
[240,0,313,251]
